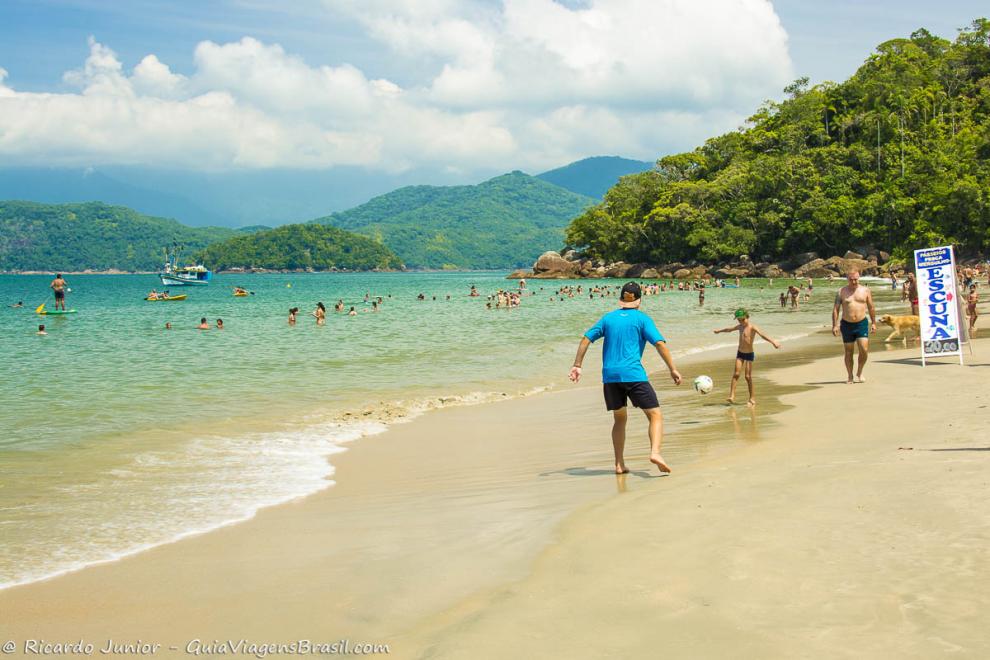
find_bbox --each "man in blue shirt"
[569,282,683,474]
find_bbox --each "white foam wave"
[0,387,551,592]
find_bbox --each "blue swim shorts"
[840,318,869,343]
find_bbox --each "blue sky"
[0,0,986,175]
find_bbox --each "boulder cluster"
[508,249,896,280]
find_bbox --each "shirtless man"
[50,273,68,311]
[788,285,800,308]
[832,270,877,384]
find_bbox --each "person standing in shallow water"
[569,282,683,474]
[832,270,876,384]
[50,274,68,311]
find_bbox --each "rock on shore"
[508,249,896,280]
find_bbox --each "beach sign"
[913,245,963,366]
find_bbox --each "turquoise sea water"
[0,272,877,589]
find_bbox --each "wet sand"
[3,335,987,659]
[403,339,990,659]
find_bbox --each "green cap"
[734,308,748,319]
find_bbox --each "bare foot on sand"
[726,396,735,404]
[649,453,672,474]
[615,463,630,474]
[747,398,756,406]
[855,374,866,383]
[846,376,854,384]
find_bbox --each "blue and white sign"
[913,245,963,365]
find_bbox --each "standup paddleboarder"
[50,274,68,311]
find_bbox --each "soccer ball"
[693,375,714,394]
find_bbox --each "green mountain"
[311,171,594,269]
[566,19,990,264]
[537,156,654,199]
[196,223,402,271]
[0,201,235,272]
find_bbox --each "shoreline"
[0,330,848,643]
[6,325,978,657]
[0,314,830,594]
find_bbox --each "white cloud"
[0,0,793,173]
[131,54,187,98]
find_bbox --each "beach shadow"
[927,447,990,452]
[541,467,660,479]
[875,357,927,366]
[804,380,852,385]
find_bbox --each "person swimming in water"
[288,307,299,325]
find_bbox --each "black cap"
[619,282,642,307]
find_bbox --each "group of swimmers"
[779,281,813,308]
[303,297,385,325]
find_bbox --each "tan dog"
[879,314,920,341]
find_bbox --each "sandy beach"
[2,335,988,658]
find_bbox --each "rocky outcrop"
[824,256,878,276]
[624,263,653,278]
[714,267,750,279]
[604,262,631,278]
[533,251,577,275]
[757,264,785,278]
[507,246,897,280]
[793,258,827,277]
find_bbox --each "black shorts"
[736,351,755,362]
[54,290,65,300]
[603,381,659,411]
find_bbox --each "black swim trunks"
[736,351,755,362]
[840,318,869,343]
[603,381,660,411]
[54,290,65,300]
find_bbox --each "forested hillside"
[566,20,990,264]
[312,172,594,269]
[196,223,402,271]
[0,201,234,272]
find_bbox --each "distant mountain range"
[0,155,653,271]
[0,155,651,229]
[0,166,488,229]
[536,156,654,198]
[311,172,595,269]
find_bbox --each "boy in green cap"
[713,309,781,406]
